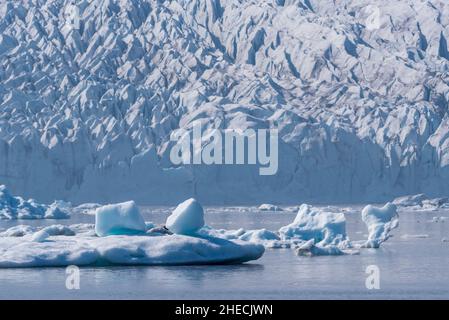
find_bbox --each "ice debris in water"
[393,194,449,211]
[258,204,283,212]
[95,201,147,237]
[166,198,205,236]
[279,204,351,255]
[200,202,399,255]
[0,185,70,220]
[361,203,399,248]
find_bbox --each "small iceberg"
[361,203,399,248]
[279,204,351,255]
[95,201,147,236]
[166,198,205,235]
[0,185,70,220]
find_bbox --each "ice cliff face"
[1,0,449,204]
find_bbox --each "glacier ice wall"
[1,0,449,204]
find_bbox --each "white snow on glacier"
[1,0,449,205]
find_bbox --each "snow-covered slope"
[1,0,449,204]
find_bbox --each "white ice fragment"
[361,203,399,248]
[279,204,347,245]
[258,204,283,211]
[30,230,50,243]
[166,198,205,235]
[95,201,146,237]
[45,201,70,219]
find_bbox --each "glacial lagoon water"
[0,207,448,299]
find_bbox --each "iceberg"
[95,201,147,237]
[361,203,399,248]
[279,205,349,246]
[0,185,70,220]
[166,198,205,236]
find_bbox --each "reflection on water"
[1,209,449,299]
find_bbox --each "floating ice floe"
[361,203,399,248]
[0,185,70,220]
[0,199,264,267]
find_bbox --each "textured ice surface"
[361,203,399,248]
[0,223,264,267]
[279,204,351,255]
[166,198,205,235]
[95,201,146,236]
[0,185,70,220]
[1,1,449,205]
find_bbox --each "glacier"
[1,0,449,205]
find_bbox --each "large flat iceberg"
[0,224,264,267]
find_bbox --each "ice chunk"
[45,201,70,219]
[258,204,283,211]
[279,204,347,245]
[95,201,147,237]
[30,230,50,243]
[361,203,399,248]
[278,204,351,255]
[166,198,205,235]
